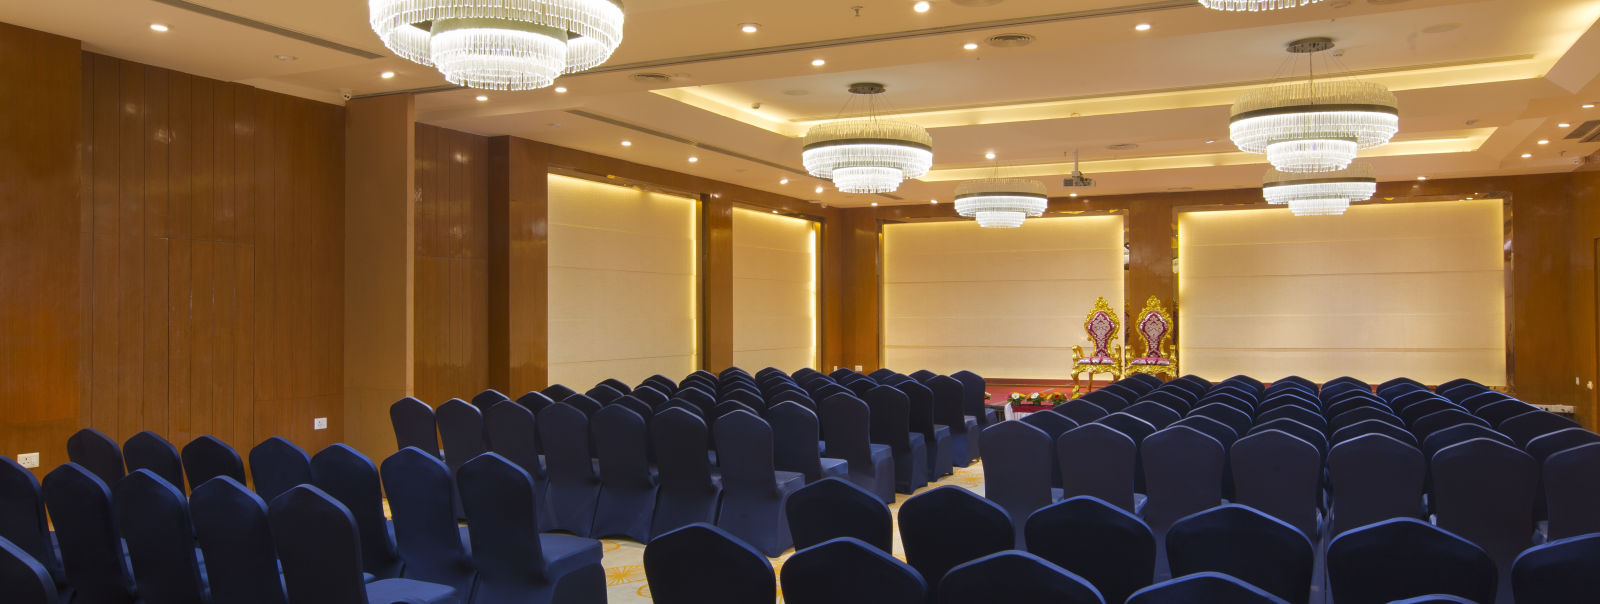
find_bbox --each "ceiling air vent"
[631,72,673,83]
[986,33,1035,48]
[1565,120,1600,143]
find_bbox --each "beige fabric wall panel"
[883,216,1126,378]
[732,209,818,371]
[1179,199,1507,386]
[547,175,697,388]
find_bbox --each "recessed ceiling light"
[811,59,826,67]
[871,202,880,206]
[1559,123,1571,128]
[1522,153,1533,158]
[780,178,789,185]
[1203,138,1216,144]
[275,54,297,62]
[985,151,996,159]
[1584,103,1596,109]
[688,156,699,163]
[149,23,169,32]
[772,210,779,214]
[913,1,932,12]
[1069,193,1079,197]
[740,23,760,33]
[554,86,568,93]
[815,186,825,194]
[963,42,979,50]
[1135,23,1152,31]
[1537,139,1550,145]
[475,95,488,101]
[930,199,938,204]
[380,71,396,79]
[1416,176,1428,181]
[620,140,632,147]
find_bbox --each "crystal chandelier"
[1230,38,1398,173]
[955,177,1048,229]
[1200,0,1323,11]
[1262,162,1376,216]
[803,83,933,194]
[369,0,625,91]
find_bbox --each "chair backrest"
[781,537,926,604]
[0,457,59,584]
[609,394,655,421]
[1260,405,1326,432]
[248,436,312,504]
[1501,411,1581,447]
[586,383,624,403]
[484,400,542,477]
[1247,419,1326,455]
[1190,402,1252,436]
[1025,496,1156,604]
[770,401,828,483]
[1020,410,1078,443]
[1526,427,1600,464]
[471,388,511,409]
[1141,425,1226,534]
[1421,423,1512,458]
[123,430,186,492]
[191,476,288,604]
[1126,572,1289,604]
[897,486,1014,592]
[1055,399,1109,425]
[600,377,632,395]
[820,393,875,470]
[715,410,781,488]
[864,385,913,452]
[1139,390,1191,416]
[652,407,716,493]
[1326,433,1425,537]
[979,421,1054,545]
[456,453,556,593]
[1056,424,1139,513]
[40,463,136,602]
[310,444,403,579]
[1411,408,1487,440]
[436,398,488,473]
[268,485,373,604]
[928,375,967,434]
[676,387,716,416]
[1512,533,1600,604]
[181,435,246,490]
[1477,399,1537,425]
[786,478,892,552]
[1230,430,1322,539]
[1173,415,1238,448]
[1431,437,1538,568]
[950,370,989,425]
[592,404,654,488]
[389,396,440,455]
[114,470,208,604]
[1166,504,1313,604]
[1327,518,1496,604]
[644,523,776,604]
[1097,412,1157,444]
[937,551,1105,604]
[380,448,476,596]
[1125,402,1180,429]
[631,384,669,408]
[541,383,577,401]
[902,380,941,439]
[562,393,603,417]
[1330,418,1418,448]
[0,534,56,604]
[66,427,125,487]
[1543,442,1600,540]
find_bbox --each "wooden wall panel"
[1568,158,1600,429]
[701,194,734,372]
[77,52,345,464]
[414,124,490,404]
[487,136,550,395]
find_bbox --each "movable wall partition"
[882,215,1127,379]
[1178,199,1508,386]
[731,208,819,372]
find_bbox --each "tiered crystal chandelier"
[1262,163,1377,216]
[1230,38,1398,173]
[803,83,933,194]
[369,0,625,90]
[955,177,1048,229]
[1200,0,1323,12]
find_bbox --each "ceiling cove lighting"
[803,82,933,194]
[1200,0,1324,11]
[955,177,1048,228]
[1230,37,1399,173]
[1262,162,1376,216]
[369,0,625,91]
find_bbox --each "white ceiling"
[8,0,1600,206]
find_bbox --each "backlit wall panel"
[732,208,818,372]
[1178,199,1506,386]
[883,216,1126,378]
[547,175,697,388]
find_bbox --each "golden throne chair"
[1126,295,1177,380]
[1071,297,1124,394]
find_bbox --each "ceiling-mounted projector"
[1062,149,1096,188]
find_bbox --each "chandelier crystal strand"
[1262,163,1376,217]
[975,211,1027,228]
[370,0,624,90]
[1199,0,1323,11]
[1230,76,1399,173]
[803,113,933,194]
[955,177,1048,229]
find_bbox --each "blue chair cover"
[1544,442,1600,540]
[541,383,577,401]
[1512,532,1600,604]
[1167,504,1313,604]
[113,470,208,604]
[606,394,654,423]
[1526,427,1600,463]
[644,523,774,604]
[561,394,603,418]
[1020,411,1077,489]
[379,449,476,598]
[1056,424,1141,514]
[1431,437,1537,601]
[1126,402,1180,429]
[248,436,313,504]
[785,478,892,552]
[1247,419,1325,456]
[1055,399,1110,425]
[41,464,137,603]
[1260,405,1328,432]
[457,453,606,604]
[1097,412,1157,444]
[1327,518,1495,604]
[929,375,978,467]
[123,430,186,493]
[0,458,63,589]
[1190,403,1252,436]
[1476,399,1538,426]
[268,486,457,604]
[902,380,954,481]
[936,551,1104,604]
[629,385,669,408]
[585,383,623,404]
[819,393,896,503]
[1501,411,1580,447]
[1326,433,1425,537]
[437,398,489,478]
[1141,425,1225,536]
[1422,423,1513,459]
[0,534,56,604]
[485,401,544,481]
[649,407,722,539]
[537,402,601,537]
[1126,572,1288,604]
[590,405,658,542]
[720,389,766,415]
[1331,418,1418,448]
[471,388,511,409]
[899,486,1014,593]
[1025,496,1155,604]
[191,477,287,604]
[66,427,126,488]
[1230,430,1322,539]
[310,444,404,579]
[1173,415,1238,448]
[517,390,554,415]
[713,410,804,556]
[1386,596,1477,604]
[390,396,442,456]
[781,537,926,604]
[1412,409,1488,440]
[181,435,245,492]
[770,402,848,484]
[979,421,1060,547]
[951,370,996,434]
[599,378,632,395]
[1457,391,1511,413]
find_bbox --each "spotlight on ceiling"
[913,1,932,13]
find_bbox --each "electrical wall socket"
[17,452,39,469]
[313,417,328,431]
[855,365,863,372]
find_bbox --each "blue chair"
[1501,411,1580,447]
[0,535,56,604]
[1327,518,1495,604]
[1386,596,1477,604]
[1020,411,1077,489]
[191,476,287,604]
[66,427,126,488]
[929,375,979,467]
[1166,504,1313,604]
[113,470,208,604]
[1125,402,1180,430]
[1230,430,1321,540]
[42,463,137,604]
[310,444,404,579]
[649,407,721,539]
[123,430,186,493]
[1422,423,1514,459]
[1247,419,1326,456]
[1264,405,1330,432]
[585,383,623,404]
[1512,532,1600,604]
[714,410,804,556]
[1057,424,1142,514]
[770,402,847,484]
[782,537,925,604]
[484,400,545,481]
[248,436,313,504]
[390,396,442,456]
[1544,442,1600,540]
[380,449,477,598]
[1126,572,1288,604]
[561,394,603,418]
[645,523,774,604]
[516,390,555,415]
[1055,399,1110,425]
[540,383,577,401]
[589,405,658,542]
[1327,433,1424,537]
[268,486,457,604]
[1431,437,1537,601]
[936,551,1104,604]
[899,486,1014,593]
[181,435,245,492]
[538,402,601,537]
[1412,409,1488,440]
[902,380,954,481]
[1140,425,1225,536]
[863,385,928,494]
[1025,496,1155,604]
[471,388,512,409]
[951,370,997,438]
[1189,403,1252,436]
[1331,418,1418,449]
[0,457,64,589]
[820,393,896,504]
[980,421,1060,547]
[457,453,606,604]
[437,398,489,480]
[785,478,892,552]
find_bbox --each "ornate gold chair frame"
[1071,297,1124,395]
[1126,295,1177,380]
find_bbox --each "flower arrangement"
[1005,391,1070,410]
